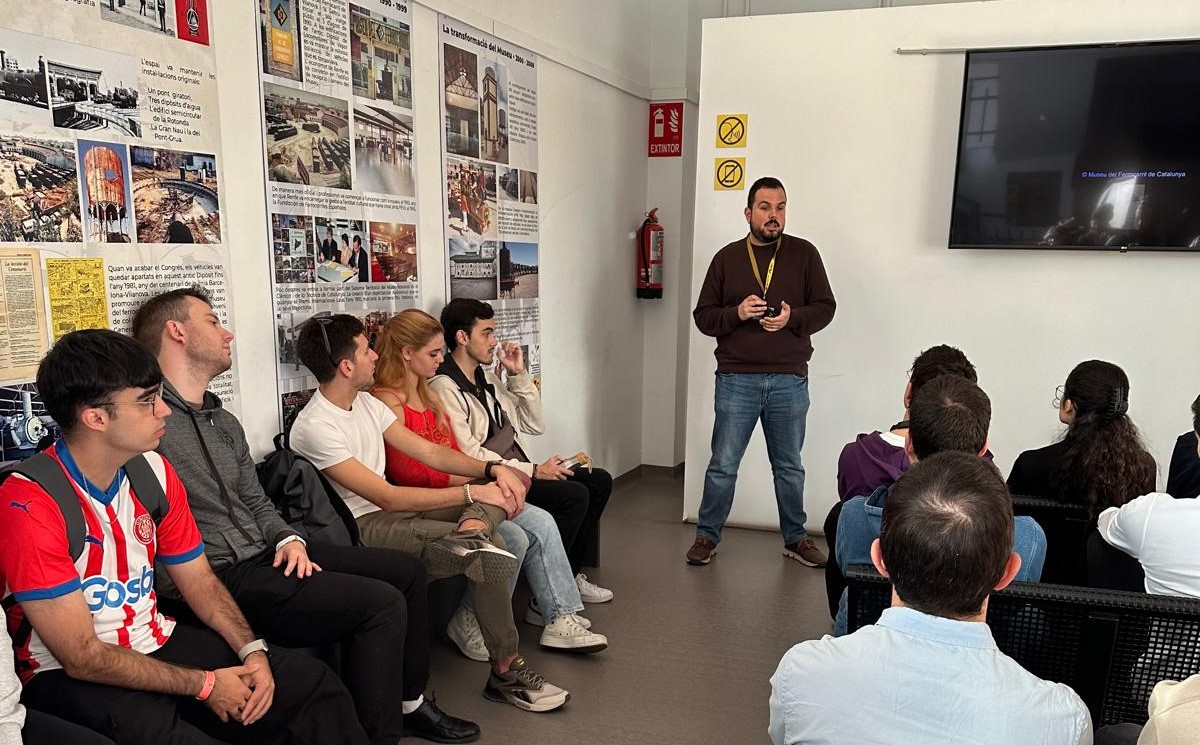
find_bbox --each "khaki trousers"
[357,502,519,659]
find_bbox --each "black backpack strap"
[0,452,85,650]
[123,454,167,522]
[5,452,87,563]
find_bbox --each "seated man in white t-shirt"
[289,313,570,714]
[1098,401,1200,597]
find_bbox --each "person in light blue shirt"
[833,374,1046,635]
[771,451,1092,745]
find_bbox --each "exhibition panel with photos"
[0,0,233,464]
[439,16,541,384]
[256,0,422,420]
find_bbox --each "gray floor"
[426,471,833,744]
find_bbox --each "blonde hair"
[374,309,449,431]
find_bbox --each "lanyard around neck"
[745,236,781,297]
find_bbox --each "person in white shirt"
[1098,400,1200,597]
[289,313,570,713]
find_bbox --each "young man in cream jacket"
[430,298,614,604]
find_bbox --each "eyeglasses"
[96,384,163,412]
[1052,384,1065,409]
[314,316,337,369]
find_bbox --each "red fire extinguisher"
[637,208,664,299]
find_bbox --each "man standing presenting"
[689,176,836,567]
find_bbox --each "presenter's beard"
[750,222,782,243]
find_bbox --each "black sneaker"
[482,657,570,712]
[403,696,480,743]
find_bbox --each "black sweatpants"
[22,623,367,745]
[526,467,612,573]
[217,545,429,745]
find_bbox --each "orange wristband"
[195,670,216,701]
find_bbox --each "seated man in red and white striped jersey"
[0,329,367,745]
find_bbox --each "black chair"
[845,566,1200,727]
[1012,495,1091,585]
[822,501,845,619]
[1087,530,1145,592]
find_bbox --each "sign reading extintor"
[648,102,684,158]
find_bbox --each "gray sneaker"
[428,530,518,584]
[483,657,570,712]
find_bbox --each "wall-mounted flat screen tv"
[949,41,1200,250]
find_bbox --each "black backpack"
[0,452,168,562]
[255,431,361,547]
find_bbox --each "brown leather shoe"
[783,538,827,568]
[686,536,718,565]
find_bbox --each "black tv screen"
[949,41,1200,250]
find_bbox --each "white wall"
[205,2,652,476]
[685,0,1200,533]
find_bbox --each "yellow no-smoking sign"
[714,157,745,190]
[716,114,747,148]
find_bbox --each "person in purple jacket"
[836,345,979,502]
[823,344,980,617]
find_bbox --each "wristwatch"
[237,639,270,662]
[483,460,502,479]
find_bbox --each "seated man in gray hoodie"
[132,287,479,745]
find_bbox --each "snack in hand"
[559,451,592,473]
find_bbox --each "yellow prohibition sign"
[716,114,748,148]
[714,157,745,190]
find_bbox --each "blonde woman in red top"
[372,310,608,657]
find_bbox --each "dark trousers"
[526,467,612,573]
[823,501,845,620]
[22,623,367,745]
[24,710,116,744]
[217,545,428,745]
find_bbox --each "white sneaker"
[445,606,489,662]
[539,614,607,653]
[575,573,614,603]
[525,598,591,629]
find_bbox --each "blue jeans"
[699,373,810,545]
[512,503,584,623]
[460,508,583,625]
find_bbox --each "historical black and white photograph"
[43,39,141,137]
[0,31,51,125]
[101,0,177,38]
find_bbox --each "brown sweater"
[693,233,835,374]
